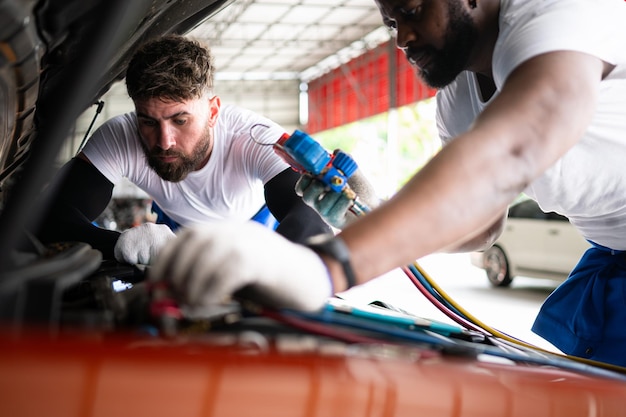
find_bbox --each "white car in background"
[471,198,591,287]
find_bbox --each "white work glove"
[149,221,333,312]
[295,166,380,229]
[114,223,176,265]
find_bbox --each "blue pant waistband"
[587,240,625,255]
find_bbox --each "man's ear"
[207,95,221,127]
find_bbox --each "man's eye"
[396,2,424,22]
[140,119,156,127]
[174,119,187,126]
[400,7,415,16]
[400,5,422,19]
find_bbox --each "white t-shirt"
[82,104,289,227]
[436,0,626,250]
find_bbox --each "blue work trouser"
[532,242,626,367]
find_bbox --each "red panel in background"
[307,41,437,134]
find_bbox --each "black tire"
[0,0,42,199]
[483,245,513,287]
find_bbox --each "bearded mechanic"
[151,0,626,369]
[35,34,378,264]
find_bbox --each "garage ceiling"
[189,0,391,82]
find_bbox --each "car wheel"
[483,245,512,287]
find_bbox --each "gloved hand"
[149,221,333,311]
[114,223,176,265]
[295,161,380,229]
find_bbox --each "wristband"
[305,234,357,290]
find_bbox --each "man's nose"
[396,23,418,50]
[158,123,176,149]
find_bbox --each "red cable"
[259,307,395,345]
[401,266,488,335]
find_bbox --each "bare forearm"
[442,213,507,253]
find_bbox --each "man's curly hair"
[126,34,215,102]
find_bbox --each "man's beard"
[408,2,478,89]
[142,130,211,182]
